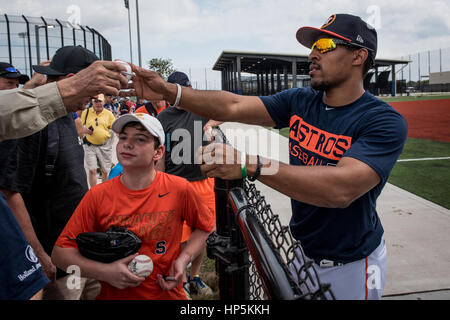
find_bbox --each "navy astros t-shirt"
[260,87,408,264]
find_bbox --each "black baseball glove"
[72,226,142,263]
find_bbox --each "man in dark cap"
[0,62,50,300]
[127,14,408,299]
[0,46,101,300]
[0,62,29,89]
[0,61,46,276]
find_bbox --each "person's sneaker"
[189,275,213,297]
[183,281,192,300]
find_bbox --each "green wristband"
[241,152,247,179]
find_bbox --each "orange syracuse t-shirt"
[55,171,214,300]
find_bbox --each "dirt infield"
[389,98,450,142]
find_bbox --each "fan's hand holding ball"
[128,254,153,278]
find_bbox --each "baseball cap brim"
[296,26,351,49]
[32,64,67,76]
[1,72,30,84]
[112,113,165,146]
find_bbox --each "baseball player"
[124,13,408,299]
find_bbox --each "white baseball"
[128,254,153,278]
[115,60,133,80]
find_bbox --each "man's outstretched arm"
[0,61,128,142]
[199,143,381,208]
[128,64,276,127]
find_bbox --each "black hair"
[120,121,161,148]
[362,58,374,77]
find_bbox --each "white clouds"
[2,0,450,87]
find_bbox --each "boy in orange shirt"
[52,113,214,300]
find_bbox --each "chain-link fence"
[242,180,334,300]
[395,47,450,94]
[0,14,111,79]
[207,128,334,300]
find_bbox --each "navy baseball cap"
[167,71,191,87]
[0,62,30,84]
[32,45,99,76]
[296,14,377,62]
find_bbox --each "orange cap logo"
[321,14,336,29]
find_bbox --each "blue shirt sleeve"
[108,162,123,180]
[0,192,50,299]
[259,88,300,129]
[344,108,408,184]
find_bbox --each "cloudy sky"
[2,0,450,88]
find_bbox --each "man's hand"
[37,251,57,282]
[156,252,189,291]
[203,120,223,142]
[57,60,129,113]
[82,126,93,136]
[198,143,244,180]
[23,60,51,89]
[123,64,174,102]
[101,254,145,289]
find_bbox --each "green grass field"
[396,137,450,159]
[388,138,450,209]
[379,94,450,208]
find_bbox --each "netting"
[240,180,334,300]
[208,127,335,300]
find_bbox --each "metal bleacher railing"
[206,127,335,300]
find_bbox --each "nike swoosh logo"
[158,192,170,198]
[325,107,334,111]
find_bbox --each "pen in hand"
[163,276,176,281]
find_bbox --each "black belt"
[84,137,107,146]
[88,142,107,146]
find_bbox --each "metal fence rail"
[0,14,111,78]
[242,181,335,300]
[207,127,335,300]
[207,177,250,300]
[229,187,298,300]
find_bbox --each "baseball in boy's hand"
[128,254,153,278]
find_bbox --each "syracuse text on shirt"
[104,210,176,241]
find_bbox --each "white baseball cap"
[112,113,165,146]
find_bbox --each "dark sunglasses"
[0,67,19,76]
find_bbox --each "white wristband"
[172,83,182,108]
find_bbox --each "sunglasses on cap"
[0,67,19,76]
[312,38,374,54]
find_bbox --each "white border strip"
[397,157,450,162]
